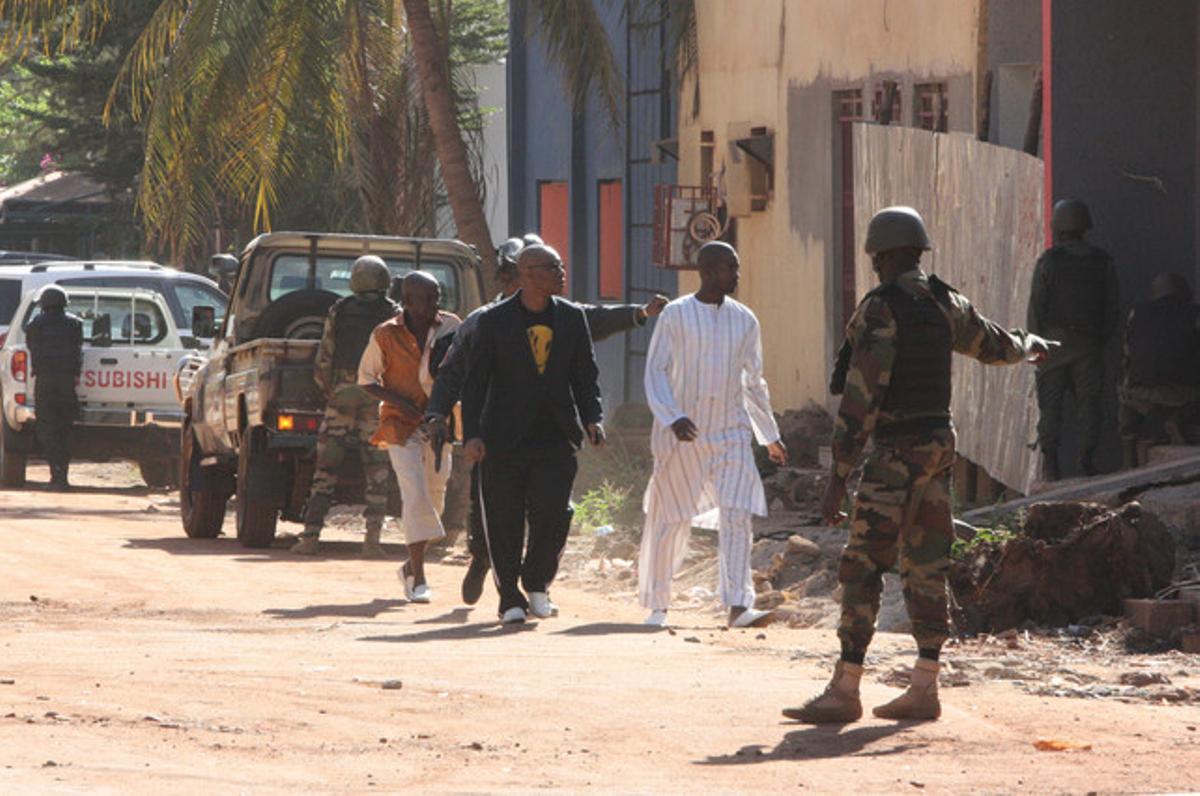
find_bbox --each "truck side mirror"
[192,305,217,339]
[92,314,112,347]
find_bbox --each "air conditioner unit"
[652,184,727,270]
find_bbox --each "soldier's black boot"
[49,465,70,491]
[1040,450,1060,482]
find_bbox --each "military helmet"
[864,206,933,254]
[37,285,68,309]
[521,233,544,247]
[1051,199,1092,233]
[349,255,390,294]
[497,237,524,272]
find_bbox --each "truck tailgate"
[75,348,180,410]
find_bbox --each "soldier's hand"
[1026,334,1060,365]
[464,438,486,463]
[587,423,606,448]
[767,441,788,466]
[671,417,698,442]
[641,294,669,319]
[821,476,849,526]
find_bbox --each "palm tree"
[1,0,693,292]
[0,0,501,264]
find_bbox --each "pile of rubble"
[950,501,1176,634]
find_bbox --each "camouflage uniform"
[833,269,1033,653]
[299,299,397,541]
[1117,297,1200,456]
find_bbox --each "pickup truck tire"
[139,457,180,489]
[180,417,227,538]
[236,427,279,548]
[0,410,29,487]
[252,290,339,340]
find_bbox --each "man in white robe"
[638,241,788,628]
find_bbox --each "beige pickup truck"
[178,232,483,547]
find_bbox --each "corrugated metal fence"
[853,125,1044,493]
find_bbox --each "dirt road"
[2,465,1197,793]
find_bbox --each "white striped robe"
[641,295,781,529]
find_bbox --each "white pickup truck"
[0,286,195,487]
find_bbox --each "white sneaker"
[643,609,668,627]
[730,607,775,629]
[500,607,527,625]
[410,583,432,604]
[528,592,558,618]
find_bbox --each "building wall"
[508,0,678,409]
[1048,0,1199,472]
[984,0,1041,148]
[677,0,982,414]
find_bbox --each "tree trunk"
[402,0,498,298]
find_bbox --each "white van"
[0,261,227,345]
[0,286,193,488]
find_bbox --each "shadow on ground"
[264,598,408,620]
[122,537,413,562]
[359,621,538,644]
[699,723,926,765]
[0,482,158,498]
[552,622,667,637]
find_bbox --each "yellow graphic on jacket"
[526,325,553,374]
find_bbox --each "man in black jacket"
[427,236,666,605]
[25,286,83,490]
[461,244,605,624]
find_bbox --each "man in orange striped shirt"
[358,272,461,603]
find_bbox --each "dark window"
[267,255,459,310]
[597,180,623,300]
[914,82,948,132]
[0,279,22,325]
[700,130,715,188]
[872,81,902,125]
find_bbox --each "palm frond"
[525,0,622,123]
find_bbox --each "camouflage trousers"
[837,428,956,653]
[301,393,391,538]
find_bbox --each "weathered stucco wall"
[678,0,982,413]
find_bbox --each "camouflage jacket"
[313,295,398,401]
[832,269,1033,479]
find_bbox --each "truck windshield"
[25,294,170,345]
[269,255,459,310]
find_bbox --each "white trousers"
[637,507,755,611]
[386,438,451,545]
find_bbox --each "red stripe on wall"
[539,181,570,293]
[598,180,623,299]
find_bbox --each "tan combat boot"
[782,661,864,723]
[291,534,320,556]
[873,657,941,721]
[362,523,385,559]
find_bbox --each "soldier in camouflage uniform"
[784,207,1055,724]
[292,256,399,557]
[1027,199,1120,479]
[1118,272,1200,468]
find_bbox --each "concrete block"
[1124,599,1196,635]
[1183,631,1200,655]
